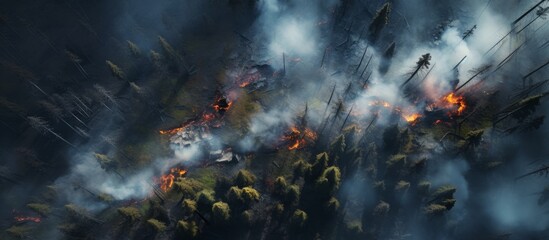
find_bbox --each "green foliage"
[6,225,32,239]
[27,203,51,216]
[345,222,363,239]
[0,97,26,116]
[127,40,141,57]
[147,218,167,232]
[215,176,232,199]
[225,91,260,132]
[150,50,161,66]
[431,185,456,200]
[234,169,256,188]
[196,190,215,213]
[65,204,91,221]
[325,197,340,215]
[177,220,199,239]
[387,154,407,168]
[374,181,386,191]
[342,126,358,149]
[373,201,390,216]
[423,204,447,216]
[241,187,260,204]
[322,166,341,190]
[183,199,197,214]
[286,185,301,206]
[293,159,311,179]
[117,207,141,222]
[98,193,114,203]
[465,129,484,147]
[106,60,126,80]
[329,135,346,165]
[290,209,308,228]
[227,186,243,204]
[395,180,410,191]
[273,176,288,197]
[158,36,179,62]
[94,153,115,171]
[311,152,329,180]
[442,198,456,210]
[382,124,400,153]
[417,181,431,195]
[212,201,231,223]
[57,223,79,236]
[273,203,285,218]
[175,178,200,197]
[241,210,254,226]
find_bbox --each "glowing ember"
[237,71,261,88]
[158,167,187,192]
[443,92,467,115]
[369,100,392,108]
[369,100,421,125]
[282,126,317,150]
[202,112,216,121]
[15,216,41,223]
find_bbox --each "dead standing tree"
[27,116,76,148]
[39,100,87,137]
[401,53,432,88]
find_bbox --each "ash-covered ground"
[1,0,549,239]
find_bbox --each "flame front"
[369,100,422,125]
[402,113,422,123]
[159,127,184,135]
[237,71,261,87]
[443,92,466,115]
[282,126,317,150]
[158,167,187,192]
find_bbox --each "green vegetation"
[117,207,141,222]
[147,218,167,232]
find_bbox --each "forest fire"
[157,167,187,192]
[282,126,318,150]
[237,71,261,87]
[160,92,231,135]
[159,126,184,135]
[15,216,41,223]
[402,113,422,124]
[368,100,422,124]
[213,95,232,114]
[443,93,467,115]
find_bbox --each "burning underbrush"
[427,92,468,117]
[155,167,187,192]
[357,90,468,126]
[280,125,318,150]
[231,64,283,91]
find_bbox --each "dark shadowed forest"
[1,0,549,239]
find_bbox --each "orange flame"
[238,72,261,88]
[370,100,422,125]
[159,127,183,135]
[282,126,317,150]
[402,113,422,123]
[158,167,187,192]
[213,94,233,114]
[15,216,41,223]
[213,101,232,113]
[442,93,466,115]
